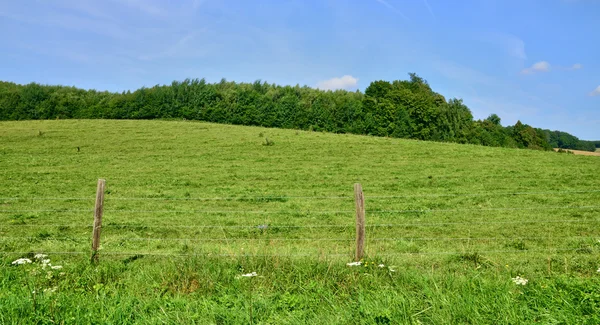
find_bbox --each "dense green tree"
[0,74,573,152]
[485,114,501,126]
[541,129,596,152]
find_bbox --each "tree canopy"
[0,75,593,152]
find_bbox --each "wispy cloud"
[474,32,526,61]
[570,63,583,70]
[590,86,600,97]
[374,0,410,21]
[109,0,165,17]
[51,0,115,20]
[431,59,496,85]
[192,0,207,10]
[556,63,583,71]
[429,57,559,124]
[499,34,526,60]
[521,61,583,74]
[422,0,435,19]
[466,95,541,123]
[507,39,526,60]
[316,75,359,90]
[138,30,208,61]
[521,61,551,74]
[0,10,132,40]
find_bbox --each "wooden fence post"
[354,183,366,261]
[91,179,106,263]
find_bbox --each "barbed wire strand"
[2,205,599,215]
[0,209,93,213]
[0,248,584,258]
[1,236,596,242]
[2,218,599,229]
[0,188,598,201]
[0,172,597,183]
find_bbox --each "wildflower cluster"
[11,254,65,294]
[346,260,396,272]
[35,254,63,270]
[11,258,32,265]
[512,276,528,286]
[236,271,259,279]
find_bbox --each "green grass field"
[1,119,600,324]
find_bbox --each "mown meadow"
[1,119,599,324]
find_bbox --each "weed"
[505,240,527,251]
[262,137,274,146]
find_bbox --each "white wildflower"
[512,276,528,285]
[43,287,57,294]
[378,264,385,268]
[12,258,32,265]
[240,272,258,277]
[597,267,600,273]
[34,254,48,260]
[41,259,52,269]
[346,261,362,266]
[51,265,63,270]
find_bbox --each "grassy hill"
[1,120,600,324]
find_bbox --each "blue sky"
[0,0,598,139]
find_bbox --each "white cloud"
[521,61,583,74]
[521,61,551,74]
[316,75,359,91]
[590,86,600,97]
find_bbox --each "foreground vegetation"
[2,75,597,153]
[1,120,600,324]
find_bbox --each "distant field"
[1,120,600,324]
[554,148,600,156]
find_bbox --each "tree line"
[541,130,598,152]
[0,74,596,151]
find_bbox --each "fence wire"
[0,188,598,202]
[2,205,599,215]
[1,188,598,261]
[0,236,596,242]
[0,248,585,258]
[1,218,599,229]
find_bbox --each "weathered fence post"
[354,183,366,261]
[91,179,106,263]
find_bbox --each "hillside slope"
[1,120,600,324]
